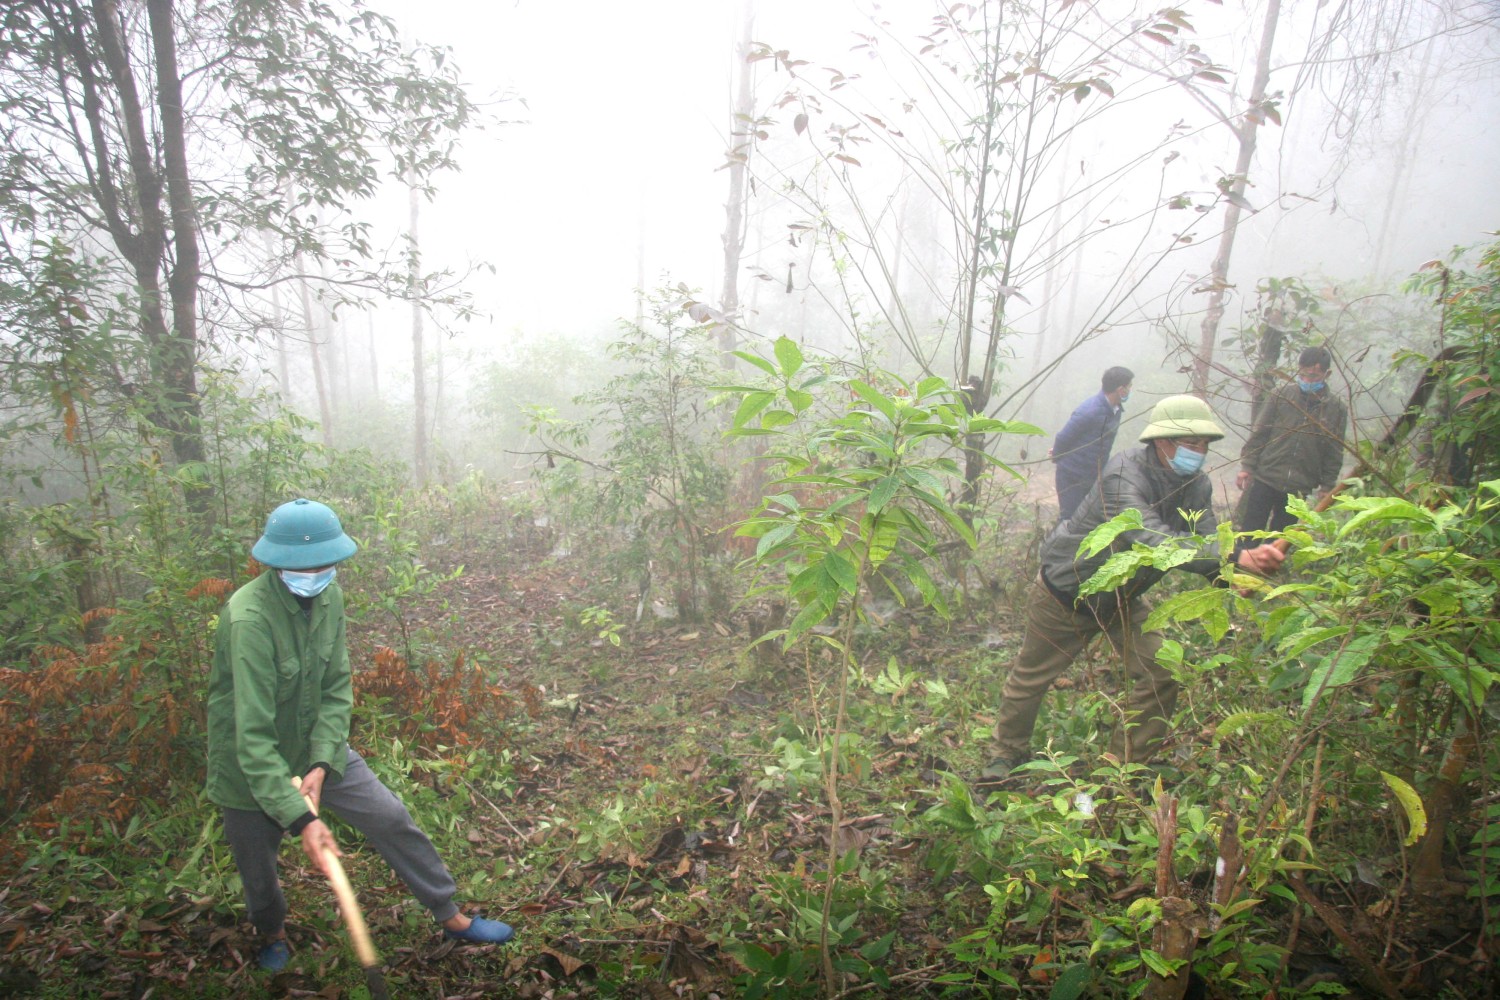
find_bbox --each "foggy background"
[237,0,1500,490]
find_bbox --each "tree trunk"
[718,4,756,366]
[408,174,429,486]
[1191,0,1281,397]
[92,0,210,510]
[296,269,334,447]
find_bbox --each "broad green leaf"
[1381,771,1428,847]
[824,552,860,594]
[773,336,804,376]
[761,409,796,429]
[755,522,797,558]
[1139,949,1184,977]
[850,380,898,421]
[1277,625,1351,660]
[1211,897,1264,921]
[1049,963,1093,1000]
[786,388,813,413]
[915,375,948,399]
[785,599,832,646]
[1301,634,1378,713]
[1214,711,1291,742]
[1078,509,1145,557]
[1338,497,1438,536]
[732,391,775,429]
[867,475,900,513]
[733,350,778,376]
[1145,586,1231,641]
[868,515,901,566]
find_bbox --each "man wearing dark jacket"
[985,396,1285,779]
[1236,346,1347,542]
[1051,366,1133,520]
[207,498,515,972]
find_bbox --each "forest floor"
[0,495,1492,998]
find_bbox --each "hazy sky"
[369,0,1500,375]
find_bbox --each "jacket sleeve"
[307,607,352,780]
[1317,401,1348,491]
[1102,464,1224,568]
[1240,392,1279,472]
[227,616,311,828]
[1054,399,1104,459]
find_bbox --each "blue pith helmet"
[251,498,359,570]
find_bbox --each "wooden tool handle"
[293,781,379,968]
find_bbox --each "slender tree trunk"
[1192,0,1281,396]
[296,268,334,447]
[368,310,380,398]
[718,4,756,366]
[408,173,429,485]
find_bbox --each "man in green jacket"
[1236,345,1348,542]
[207,498,514,972]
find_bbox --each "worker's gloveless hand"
[301,818,341,875]
[1235,470,1252,490]
[1236,544,1285,577]
[300,767,327,812]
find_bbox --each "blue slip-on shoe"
[445,916,515,944]
[257,939,292,972]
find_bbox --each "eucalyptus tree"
[0,0,478,516]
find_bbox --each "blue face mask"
[1118,391,1130,405]
[1168,444,1205,477]
[280,567,337,598]
[1298,379,1326,394]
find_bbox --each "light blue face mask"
[280,567,337,598]
[1298,379,1326,394]
[1118,391,1131,405]
[1169,444,1205,477]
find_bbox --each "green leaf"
[1338,496,1438,535]
[859,930,896,961]
[824,551,860,594]
[786,388,814,413]
[1139,949,1185,977]
[867,475,900,513]
[1144,587,1230,634]
[1301,633,1378,713]
[1278,625,1351,660]
[733,391,776,429]
[761,409,796,429]
[773,336,804,377]
[755,522,797,558]
[1214,711,1291,742]
[850,380,898,422]
[1382,771,1428,847]
[1049,963,1093,1000]
[915,375,948,399]
[1078,509,1145,557]
[733,351,778,377]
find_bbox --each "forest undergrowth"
[0,482,1494,999]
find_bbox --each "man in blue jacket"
[1051,366,1133,520]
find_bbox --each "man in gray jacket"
[984,396,1285,780]
[1236,345,1347,542]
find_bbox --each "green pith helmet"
[1138,394,1226,442]
[251,498,358,570]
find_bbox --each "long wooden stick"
[293,779,390,1000]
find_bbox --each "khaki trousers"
[993,575,1174,764]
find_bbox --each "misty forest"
[3,0,1500,997]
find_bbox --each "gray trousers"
[993,575,1174,764]
[222,747,459,936]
